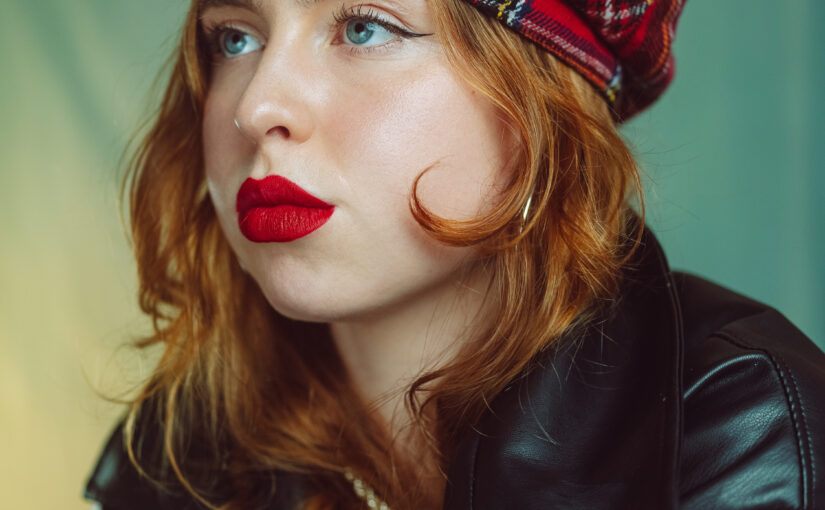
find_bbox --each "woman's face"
[201,0,515,322]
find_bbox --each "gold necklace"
[344,468,391,510]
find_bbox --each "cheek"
[327,65,514,222]
[202,89,248,216]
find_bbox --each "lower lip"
[239,205,334,243]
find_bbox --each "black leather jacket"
[85,229,825,509]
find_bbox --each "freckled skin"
[202,0,515,323]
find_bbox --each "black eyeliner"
[332,4,432,39]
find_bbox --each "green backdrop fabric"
[0,2,822,508]
[627,1,824,346]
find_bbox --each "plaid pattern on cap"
[462,0,686,120]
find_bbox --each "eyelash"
[202,5,430,59]
[332,4,428,55]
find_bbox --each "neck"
[329,260,496,435]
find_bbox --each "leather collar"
[443,227,684,509]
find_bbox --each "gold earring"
[519,196,533,234]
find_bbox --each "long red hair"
[121,0,644,508]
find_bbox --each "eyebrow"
[198,0,326,14]
[199,0,259,13]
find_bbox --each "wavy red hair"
[120,0,644,508]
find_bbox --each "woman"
[84,0,825,508]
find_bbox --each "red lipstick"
[236,175,334,243]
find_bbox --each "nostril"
[266,126,290,138]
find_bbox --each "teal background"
[0,1,822,509]
[628,2,825,350]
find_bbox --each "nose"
[233,44,315,145]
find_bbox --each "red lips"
[236,175,334,243]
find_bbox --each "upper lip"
[236,175,333,215]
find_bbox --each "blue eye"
[219,28,262,58]
[343,19,394,47]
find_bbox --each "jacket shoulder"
[84,415,309,510]
[674,272,825,509]
[83,420,208,510]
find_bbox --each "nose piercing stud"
[234,118,241,131]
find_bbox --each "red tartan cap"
[461,0,687,121]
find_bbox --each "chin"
[265,299,342,324]
[256,275,421,326]
[254,279,363,324]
